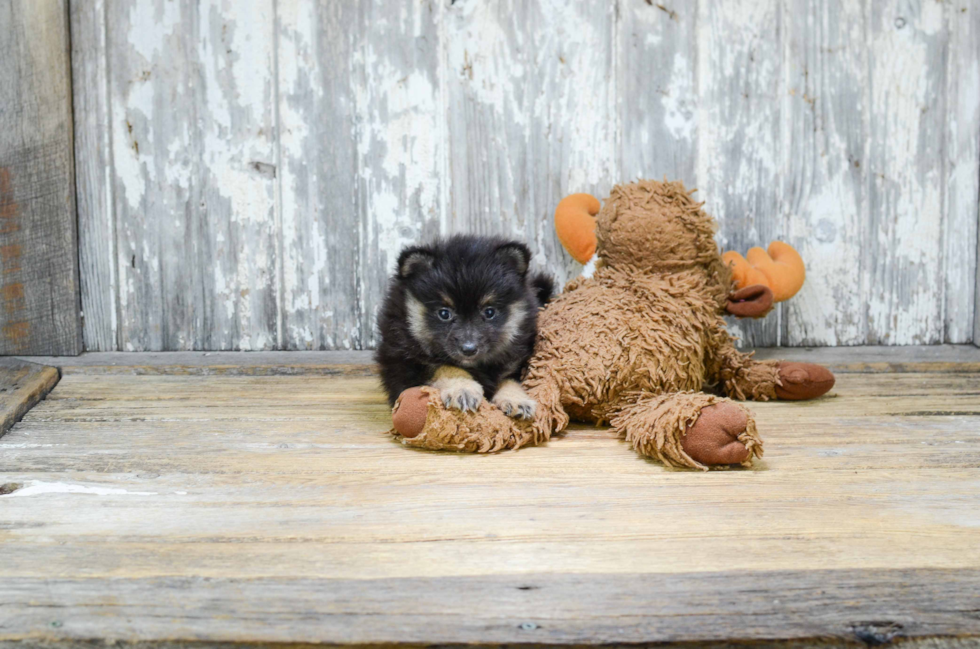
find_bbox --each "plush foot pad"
[391,387,429,438]
[775,362,835,400]
[681,402,753,466]
[614,392,763,470]
[389,386,539,453]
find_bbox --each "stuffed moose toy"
[389,179,835,470]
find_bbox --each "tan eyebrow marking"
[480,293,496,306]
[439,293,455,307]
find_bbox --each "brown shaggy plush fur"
[391,179,787,470]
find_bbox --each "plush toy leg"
[712,342,835,401]
[712,344,781,401]
[524,371,568,445]
[390,386,537,453]
[610,392,763,470]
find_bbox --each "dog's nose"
[460,342,478,357]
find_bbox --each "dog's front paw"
[493,391,537,420]
[440,379,484,413]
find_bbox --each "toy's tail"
[530,272,555,307]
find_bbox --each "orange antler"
[554,193,600,264]
[722,242,805,302]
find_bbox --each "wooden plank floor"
[2,351,980,647]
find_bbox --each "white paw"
[440,380,484,413]
[493,393,537,420]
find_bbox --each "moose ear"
[554,193,600,264]
[495,242,531,277]
[397,246,435,279]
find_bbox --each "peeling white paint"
[446,1,527,128]
[943,4,980,344]
[126,0,181,62]
[2,481,158,498]
[696,0,782,347]
[662,53,696,143]
[446,0,616,289]
[355,64,441,275]
[76,0,980,350]
[787,175,864,345]
[865,0,946,344]
[355,2,445,348]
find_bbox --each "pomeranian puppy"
[375,235,554,419]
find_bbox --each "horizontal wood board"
[15,345,980,375]
[2,354,980,645]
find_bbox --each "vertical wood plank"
[619,0,698,186]
[0,0,82,355]
[445,0,527,238]
[108,0,279,350]
[353,0,447,348]
[697,0,783,347]
[67,0,979,351]
[446,0,618,287]
[781,0,869,346]
[71,0,117,351]
[865,0,946,345]
[277,1,360,350]
[944,1,979,345]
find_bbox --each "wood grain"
[354,0,446,349]
[619,0,697,186]
[697,0,783,348]
[13,344,980,375]
[2,362,980,645]
[2,570,979,647]
[16,350,379,375]
[69,0,980,350]
[445,0,617,288]
[277,1,360,351]
[0,0,82,355]
[70,0,117,352]
[0,358,59,438]
[106,0,279,351]
[945,0,980,346]
[865,1,947,345]
[752,343,980,373]
[781,0,867,346]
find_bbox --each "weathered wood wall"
[0,0,82,355]
[71,0,980,351]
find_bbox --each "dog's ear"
[397,246,435,279]
[495,242,531,277]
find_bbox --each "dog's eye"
[437,308,453,322]
[483,307,496,319]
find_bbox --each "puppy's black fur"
[375,235,554,406]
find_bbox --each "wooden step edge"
[0,358,60,438]
[14,345,980,376]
